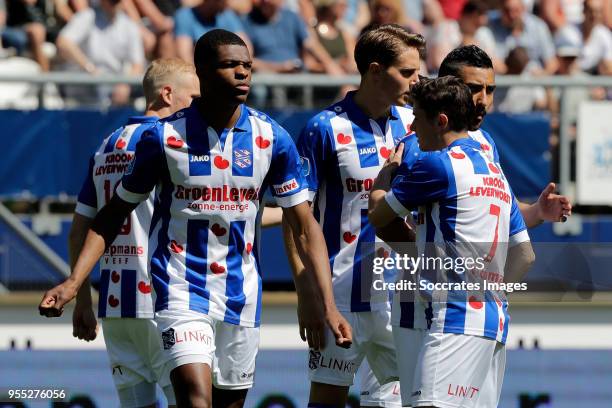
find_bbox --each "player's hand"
[384,142,404,168]
[536,182,572,223]
[325,308,352,349]
[72,302,98,341]
[297,293,327,350]
[39,280,79,317]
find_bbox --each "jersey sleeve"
[116,125,164,204]
[75,155,97,218]
[509,192,530,246]
[296,115,332,202]
[385,154,449,217]
[267,124,309,208]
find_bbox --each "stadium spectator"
[1,0,49,70]
[426,1,497,73]
[579,0,612,74]
[363,0,403,31]
[495,46,549,113]
[489,0,558,74]
[313,0,357,73]
[539,0,585,33]
[121,0,175,58]
[243,0,343,75]
[552,25,592,124]
[174,0,248,63]
[56,0,145,106]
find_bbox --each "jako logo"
[190,155,210,162]
[359,147,377,155]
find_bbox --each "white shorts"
[101,318,175,407]
[360,360,402,407]
[155,309,260,390]
[392,327,426,406]
[403,331,505,408]
[308,309,398,388]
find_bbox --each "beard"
[469,103,488,131]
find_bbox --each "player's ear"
[369,62,382,76]
[160,85,172,106]
[437,113,449,129]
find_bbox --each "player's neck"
[353,87,391,120]
[442,130,469,148]
[197,98,242,134]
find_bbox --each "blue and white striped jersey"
[387,137,529,344]
[297,91,414,313]
[116,103,308,327]
[76,116,158,319]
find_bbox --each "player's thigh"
[411,332,497,408]
[474,342,506,408]
[155,309,216,405]
[101,319,158,407]
[392,326,426,407]
[212,320,260,391]
[359,360,402,408]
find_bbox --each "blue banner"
[0,110,549,199]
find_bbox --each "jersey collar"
[127,115,158,125]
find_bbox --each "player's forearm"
[504,241,536,284]
[68,214,94,305]
[292,218,337,311]
[518,200,543,229]
[70,197,136,289]
[375,218,418,256]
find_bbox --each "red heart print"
[246,243,253,254]
[343,231,356,244]
[468,295,483,309]
[211,223,227,236]
[167,136,184,149]
[255,136,270,149]
[488,163,500,174]
[111,271,120,283]
[210,262,226,274]
[108,295,119,308]
[376,247,389,259]
[214,156,229,170]
[336,133,352,145]
[481,143,490,151]
[116,139,126,149]
[450,151,465,159]
[170,240,183,253]
[138,281,152,294]
[380,147,391,159]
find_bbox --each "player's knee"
[309,381,349,407]
[212,387,248,408]
[170,366,212,408]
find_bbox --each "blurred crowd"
[0,0,610,109]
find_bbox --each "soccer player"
[70,57,200,408]
[368,76,536,408]
[40,29,351,408]
[438,45,572,228]
[283,25,424,407]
